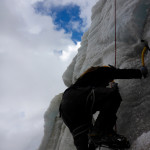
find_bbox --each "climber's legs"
[92,87,122,136]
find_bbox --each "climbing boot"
[89,131,130,149]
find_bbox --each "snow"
[132,131,150,150]
[39,0,150,150]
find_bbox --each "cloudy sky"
[0,0,98,150]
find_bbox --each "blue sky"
[35,3,84,44]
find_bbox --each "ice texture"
[39,0,150,150]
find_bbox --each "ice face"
[39,0,150,150]
[63,0,150,86]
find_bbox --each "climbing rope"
[114,0,118,133]
[114,0,117,67]
[142,46,148,66]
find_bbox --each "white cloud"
[60,42,80,61]
[40,0,99,30]
[69,21,81,32]
[0,0,98,150]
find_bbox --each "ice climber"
[59,65,148,150]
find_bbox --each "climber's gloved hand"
[140,66,148,78]
[111,82,118,90]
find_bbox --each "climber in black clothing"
[59,65,148,150]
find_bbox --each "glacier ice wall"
[38,94,64,150]
[63,0,150,85]
[39,0,150,150]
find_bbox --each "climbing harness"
[141,40,150,67]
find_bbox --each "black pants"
[60,86,122,150]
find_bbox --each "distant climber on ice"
[59,65,148,150]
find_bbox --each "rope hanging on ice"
[114,0,117,67]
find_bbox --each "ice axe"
[141,40,150,67]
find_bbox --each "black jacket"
[73,67,142,87]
